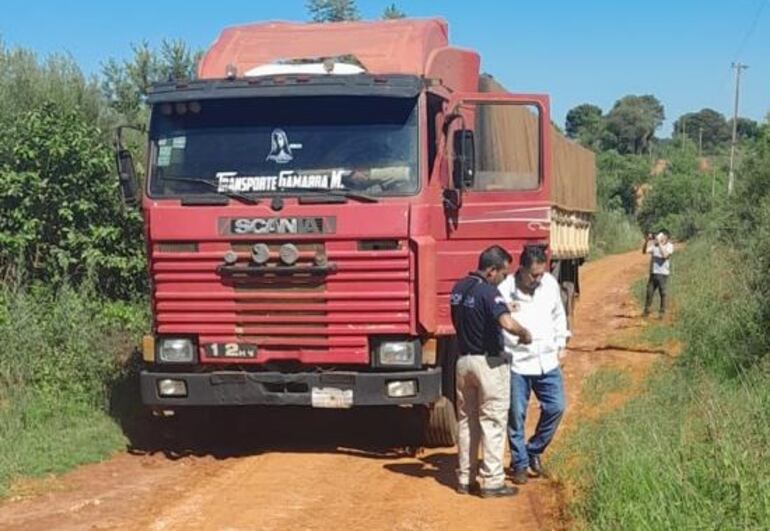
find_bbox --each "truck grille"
[151,240,412,365]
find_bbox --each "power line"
[731,0,768,61]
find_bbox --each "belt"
[460,352,497,357]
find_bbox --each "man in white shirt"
[498,246,569,484]
[643,230,674,317]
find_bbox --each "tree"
[596,151,651,215]
[565,103,604,150]
[672,108,729,153]
[0,41,104,129]
[728,116,760,142]
[382,3,406,19]
[604,95,665,155]
[307,0,360,22]
[101,39,200,124]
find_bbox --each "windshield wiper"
[279,187,379,204]
[161,176,260,205]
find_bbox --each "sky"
[2,0,768,137]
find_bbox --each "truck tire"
[421,396,458,447]
[416,337,460,447]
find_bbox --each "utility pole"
[728,62,748,195]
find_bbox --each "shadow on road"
[108,358,426,462]
[382,452,457,490]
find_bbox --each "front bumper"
[140,368,442,407]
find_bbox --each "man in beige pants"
[450,246,532,498]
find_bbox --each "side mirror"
[453,129,475,189]
[114,125,144,207]
[116,148,138,206]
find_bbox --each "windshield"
[148,96,419,198]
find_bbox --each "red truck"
[115,18,595,446]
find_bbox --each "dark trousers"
[644,273,669,315]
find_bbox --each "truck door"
[436,94,552,330]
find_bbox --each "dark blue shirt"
[450,273,509,356]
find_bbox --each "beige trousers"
[455,354,511,489]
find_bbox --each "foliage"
[0,104,146,297]
[307,0,361,22]
[672,108,729,154]
[580,368,631,406]
[728,116,760,142]
[604,95,664,155]
[0,41,107,131]
[554,236,770,529]
[101,39,201,125]
[556,366,770,530]
[0,285,147,493]
[382,3,406,19]
[565,103,604,150]
[589,208,641,259]
[596,150,650,214]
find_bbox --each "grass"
[553,238,770,529]
[0,284,147,495]
[580,368,631,407]
[590,209,642,260]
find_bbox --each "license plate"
[205,343,257,359]
[311,387,354,409]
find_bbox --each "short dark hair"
[478,245,512,271]
[519,245,547,269]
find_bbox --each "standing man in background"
[498,246,569,485]
[643,230,674,318]
[450,245,532,498]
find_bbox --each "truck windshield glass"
[148,96,419,198]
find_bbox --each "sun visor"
[147,75,423,103]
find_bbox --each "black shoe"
[511,468,528,485]
[456,481,480,495]
[480,484,518,498]
[529,454,545,477]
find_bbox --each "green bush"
[596,151,650,215]
[0,284,147,493]
[636,151,720,240]
[0,105,146,298]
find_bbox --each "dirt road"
[0,250,657,531]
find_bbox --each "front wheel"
[420,396,458,447]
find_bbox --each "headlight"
[158,338,195,363]
[377,340,419,366]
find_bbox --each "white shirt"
[498,272,570,375]
[646,241,674,275]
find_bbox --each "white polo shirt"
[498,272,570,375]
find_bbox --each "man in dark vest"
[450,245,532,498]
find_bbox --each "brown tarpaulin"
[478,75,596,212]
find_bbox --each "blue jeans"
[508,367,566,471]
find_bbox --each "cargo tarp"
[478,75,596,212]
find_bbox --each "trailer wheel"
[421,396,458,447]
